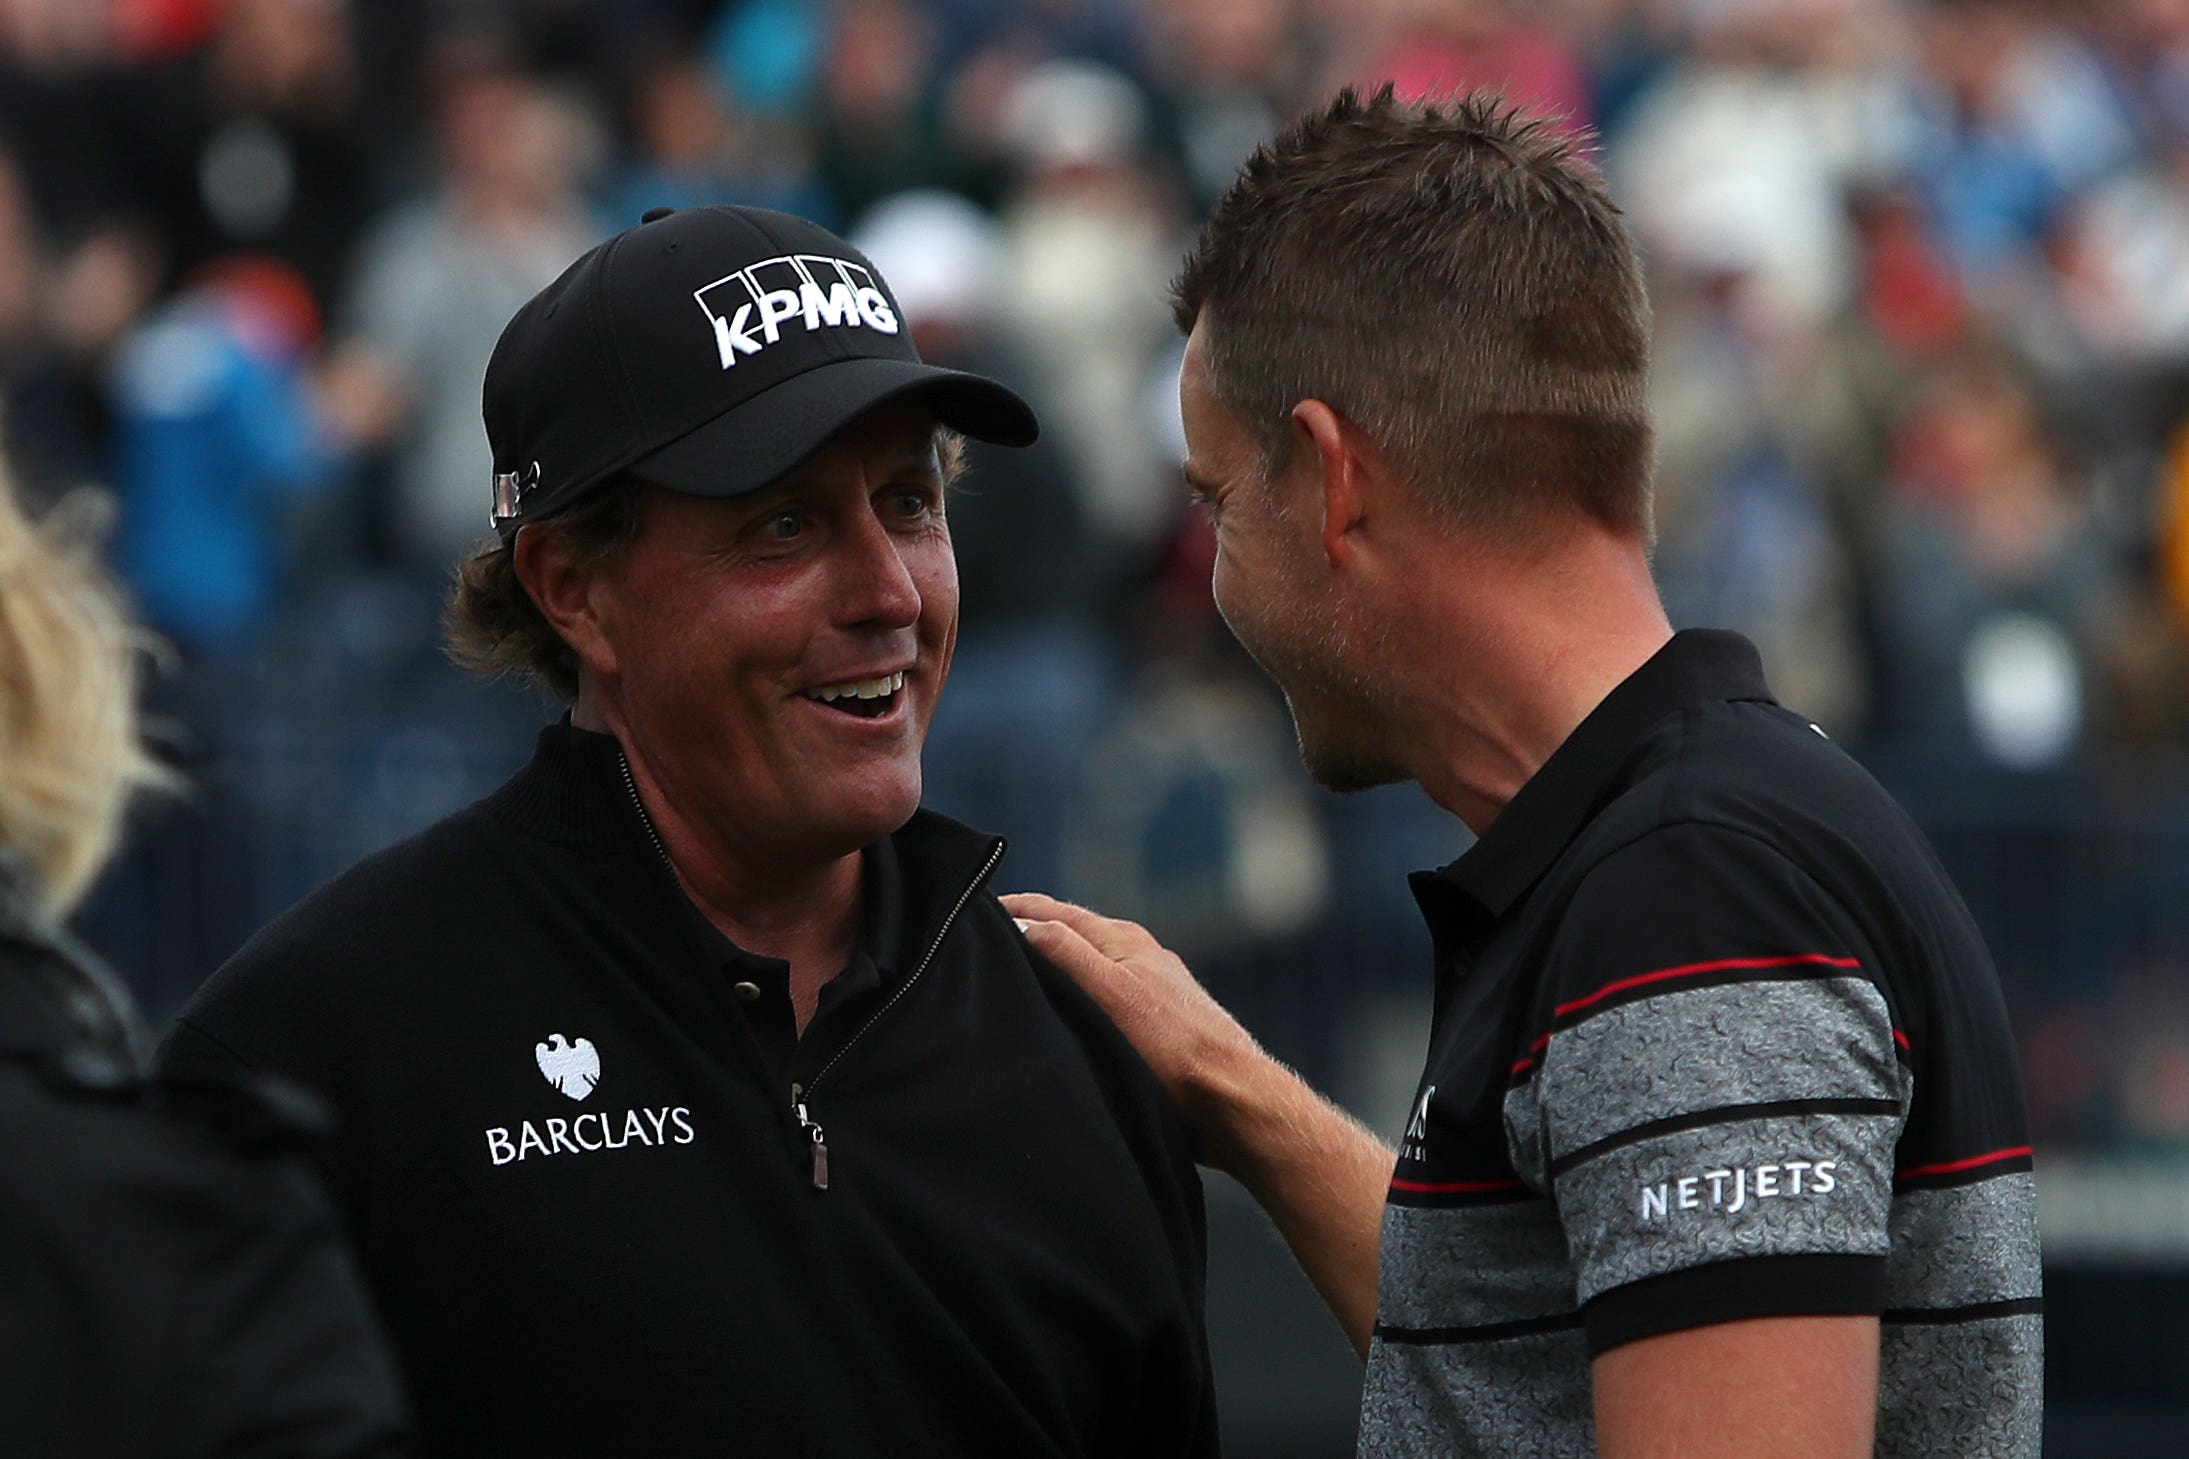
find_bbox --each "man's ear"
[1289,399,1373,567]
[511,523,620,679]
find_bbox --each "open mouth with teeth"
[803,670,906,719]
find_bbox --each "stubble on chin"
[1293,710,1407,794]
[1274,648,1408,794]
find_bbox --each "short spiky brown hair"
[1175,86,1654,539]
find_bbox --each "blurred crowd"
[6,0,2189,1153]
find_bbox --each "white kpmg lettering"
[484,1107,697,1166]
[712,306,762,367]
[799,280,855,329]
[1639,1158,1841,1221]
[700,256,899,371]
[854,287,898,333]
[755,287,802,344]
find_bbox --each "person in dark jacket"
[0,474,409,1458]
[159,205,1221,1458]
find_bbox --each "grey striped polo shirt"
[1361,630,2040,1457]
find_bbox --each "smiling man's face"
[1181,322,1404,794]
[583,402,959,864]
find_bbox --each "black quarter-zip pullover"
[158,724,1219,1458]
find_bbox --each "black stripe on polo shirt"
[1582,1253,1887,1356]
[1892,1144,2035,1193]
[1881,1296,2044,1325]
[1374,1311,1584,1346]
[1507,954,1864,1084]
[1547,1097,1904,1179]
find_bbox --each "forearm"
[1191,1049,1394,1358]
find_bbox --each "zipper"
[617,747,1003,1193]
[793,838,1002,1191]
[618,752,674,872]
[791,1086,829,1190]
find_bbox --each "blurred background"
[3,0,2184,1451]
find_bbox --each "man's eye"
[760,511,806,540]
[889,489,936,520]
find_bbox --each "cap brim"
[624,357,1038,498]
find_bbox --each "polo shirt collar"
[1430,629,1774,918]
[491,720,936,980]
[678,835,907,983]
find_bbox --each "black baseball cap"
[482,204,1038,536]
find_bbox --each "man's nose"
[835,508,922,628]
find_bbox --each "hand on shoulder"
[1001,891,1267,1175]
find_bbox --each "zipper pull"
[793,1098,830,1192]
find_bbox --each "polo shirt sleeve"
[1504,820,1911,1355]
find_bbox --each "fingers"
[1000,892,1149,960]
[1012,911,1165,1041]
[1000,890,1069,919]
[1013,915,1107,979]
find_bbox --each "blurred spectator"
[110,0,372,309]
[1611,0,1897,340]
[1900,0,2136,299]
[2059,138,2189,376]
[1793,183,1972,519]
[603,44,832,225]
[2102,0,2189,143]
[0,0,133,235]
[994,59,1182,564]
[813,0,963,221]
[705,0,826,117]
[1339,0,1593,139]
[1139,0,1303,210]
[107,254,349,658]
[1649,264,1867,734]
[1872,343,2115,766]
[328,44,600,572]
[0,144,152,495]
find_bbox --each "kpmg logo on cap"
[693,254,900,370]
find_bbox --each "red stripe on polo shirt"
[1896,1145,2033,1182]
[1553,953,1863,1020]
[1389,1176,1528,1195]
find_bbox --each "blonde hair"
[0,474,165,916]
